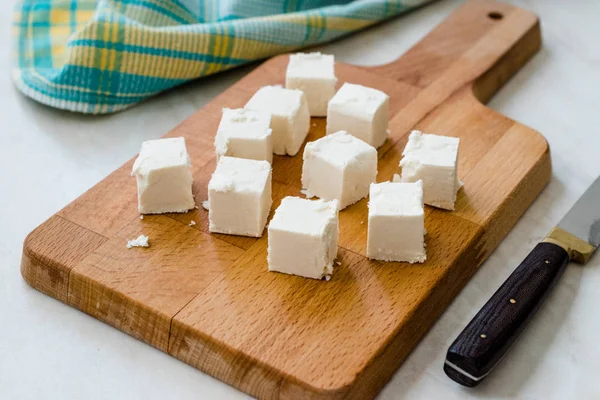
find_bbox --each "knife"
[444,176,600,387]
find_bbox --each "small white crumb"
[194,205,199,209]
[201,200,210,211]
[360,220,364,225]
[335,260,341,265]
[139,215,144,220]
[325,275,331,281]
[126,235,149,249]
[189,220,196,226]
[300,189,315,198]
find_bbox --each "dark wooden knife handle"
[444,242,569,387]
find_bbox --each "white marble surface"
[2,0,600,399]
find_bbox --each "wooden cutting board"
[21,1,550,398]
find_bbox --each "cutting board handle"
[366,0,541,104]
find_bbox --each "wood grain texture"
[20,1,550,398]
[68,215,245,350]
[21,216,108,302]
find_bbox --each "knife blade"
[444,176,600,387]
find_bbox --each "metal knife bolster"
[543,226,596,264]
[546,176,600,264]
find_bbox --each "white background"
[2,0,600,399]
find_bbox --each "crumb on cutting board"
[126,235,149,249]
[139,215,144,220]
[189,220,196,226]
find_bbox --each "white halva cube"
[326,83,389,148]
[394,130,460,210]
[367,181,426,263]
[245,85,310,156]
[286,52,337,117]
[302,131,377,210]
[131,137,195,214]
[208,156,272,237]
[214,108,272,163]
[268,197,339,280]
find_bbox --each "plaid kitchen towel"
[13,0,432,114]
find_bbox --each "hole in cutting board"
[488,11,503,20]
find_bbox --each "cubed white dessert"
[245,85,310,156]
[131,137,194,214]
[367,181,426,263]
[326,83,389,148]
[268,197,339,280]
[208,156,272,237]
[214,108,273,163]
[302,131,377,210]
[286,52,337,117]
[393,130,460,210]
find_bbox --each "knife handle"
[444,242,569,387]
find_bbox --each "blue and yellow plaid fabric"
[13,0,431,114]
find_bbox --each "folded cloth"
[12,0,431,114]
